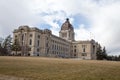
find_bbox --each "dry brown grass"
[0,56,120,80]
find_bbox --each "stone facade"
[12,18,99,60]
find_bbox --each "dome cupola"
[59,18,75,41]
[61,18,73,30]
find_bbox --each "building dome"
[61,18,73,30]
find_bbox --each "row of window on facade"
[26,48,87,57]
[29,39,40,47]
[51,44,68,51]
[72,48,86,53]
[73,53,87,57]
[15,33,41,39]
[51,51,67,56]
[29,48,40,52]
[72,45,87,48]
[29,41,68,52]
[51,40,69,47]
[34,48,68,56]
[45,43,69,52]
[30,34,40,39]
[30,44,69,52]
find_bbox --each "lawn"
[0,56,120,80]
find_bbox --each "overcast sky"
[0,0,120,55]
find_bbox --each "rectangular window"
[15,35,17,38]
[37,40,39,46]
[37,48,39,52]
[74,49,76,53]
[83,48,85,52]
[52,45,54,49]
[22,34,24,41]
[29,39,32,45]
[82,45,87,52]
[82,53,87,56]
[29,48,31,51]
[38,35,40,38]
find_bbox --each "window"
[83,48,85,52]
[37,40,39,46]
[74,54,76,57]
[74,49,76,53]
[57,45,58,50]
[74,45,76,48]
[15,35,17,38]
[29,39,32,45]
[82,45,86,52]
[82,53,87,56]
[38,35,40,38]
[22,34,24,41]
[55,45,56,50]
[29,48,31,51]
[52,45,54,49]
[30,34,32,37]
[37,48,39,52]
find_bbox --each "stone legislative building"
[12,18,99,60]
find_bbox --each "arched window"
[29,39,32,45]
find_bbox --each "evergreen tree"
[0,43,2,55]
[0,38,3,55]
[107,55,112,61]
[102,47,107,60]
[96,44,103,60]
[118,55,120,61]
[11,39,21,55]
